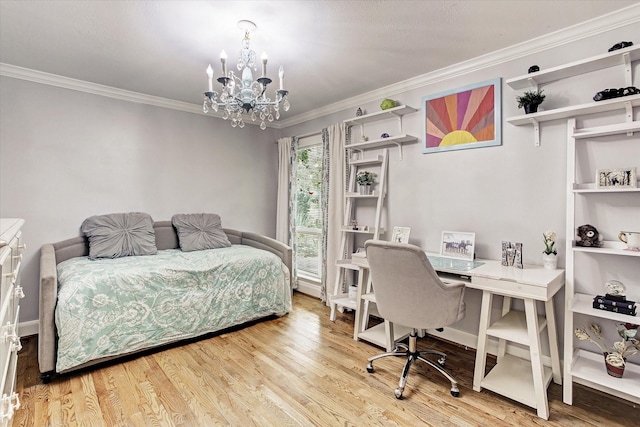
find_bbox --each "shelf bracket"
[528,117,541,146]
[396,143,404,161]
[623,52,632,87]
[625,100,633,137]
[527,77,539,91]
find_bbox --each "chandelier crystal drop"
[203,20,290,130]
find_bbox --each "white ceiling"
[1,1,638,124]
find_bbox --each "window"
[295,137,323,281]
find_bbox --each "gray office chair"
[364,240,466,399]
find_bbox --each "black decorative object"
[528,65,540,73]
[593,86,640,101]
[608,41,633,52]
[380,133,389,138]
[356,107,363,117]
[576,224,603,247]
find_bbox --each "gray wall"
[0,77,280,323]
[283,23,640,346]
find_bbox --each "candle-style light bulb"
[261,52,268,77]
[206,64,213,92]
[220,50,228,77]
[278,65,284,90]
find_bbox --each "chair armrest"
[38,244,58,374]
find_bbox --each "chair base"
[366,330,460,399]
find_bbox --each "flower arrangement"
[574,323,640,369]
[543,230,557,255]
[356,170,376,186]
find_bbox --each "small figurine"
[528,65,540,73]
[576,224,603,247]
[356,107,363,117]
[350,219,358,230]
[380,133,389,138]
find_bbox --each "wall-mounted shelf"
[344,105,417,127]
[507,95,640,146]
[344,105,419,160]
[506,45,640,90]
[571,240,640,257]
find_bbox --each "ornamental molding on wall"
[1,5,638,130]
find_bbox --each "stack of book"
[592,294,636,316]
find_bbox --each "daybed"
[39,216,292,381]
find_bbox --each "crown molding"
[2,4,639,131]
[278,4,640,128]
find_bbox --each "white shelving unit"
[329,105,418,350]
[506,44,640,406]
[506,44,640,146]
[0,218,26,424]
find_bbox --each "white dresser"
[0,218,25,426]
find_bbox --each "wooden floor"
[14,292,639,426]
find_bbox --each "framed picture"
[441,231,475,261]
[391,226,411,243]
[422,78,502,154]
[596,167,637,189]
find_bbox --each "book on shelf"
[592,301,636,316]
[593,295,636,310]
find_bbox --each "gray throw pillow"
[81,212,158,260]
[171,213,231,252]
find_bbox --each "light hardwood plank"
[13,292,640,426]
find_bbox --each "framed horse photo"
[440,231,476,261]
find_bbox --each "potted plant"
[542,230,558,270]
[574,323,640,378]
[356,170,376,195]
[516,89,546,114]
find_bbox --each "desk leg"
[497,296,511,363]
[545,298,562,385]
[353,267,368,341]
[524,299,549,420]
[473,290,493,392]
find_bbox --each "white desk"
[351,254,564,420]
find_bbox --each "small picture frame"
[596,167,637,189]
[391,227,411,243]
[441,231,475,261]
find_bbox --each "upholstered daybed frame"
[38,221,292,381]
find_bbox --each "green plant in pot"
[516,89,546,114]
[356,170,376,195]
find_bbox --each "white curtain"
[323,123,346,302]
[275,137,292,244]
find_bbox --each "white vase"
[542,252,558,270]
[358,185,372,195]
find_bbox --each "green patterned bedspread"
[55,245,291,372]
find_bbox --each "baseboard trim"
[19,320,38,338]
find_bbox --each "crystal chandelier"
[203,20,290,130]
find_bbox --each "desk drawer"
[470,275,551,300]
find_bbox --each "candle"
[220,50,228,77]
[206,64,213,92]
[279,65,284,90]
[261,52,268,77]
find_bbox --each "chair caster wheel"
[366,362,374,373]
[394,388,403,399]
[450,385,460,397]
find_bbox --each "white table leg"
[524,298,549,420]
[545,298,562,385]
[497,296,511,363]
[353,267,367,340]
[473,290,493,392]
